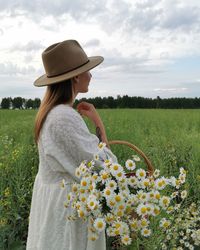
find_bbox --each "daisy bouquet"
[62,141,188,247]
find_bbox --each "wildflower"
[107,198,116,208]
[125,159,136,171]
[110,163,123,175]
[159,196,170,208]
[72,183,79,193]
[115,170,126,181]
[104,158,112,166]
[141,227,151,237]
[136,203,148,216]
[87,160,95,168]
[106,180,117,190]
[80,177,90,188]
[94,218,106,232]
[114,194,123,203]
[100,170,110,183]
[78,209,87,218]
[98,142,106,150]
[132,155,140,161]
[139,218,150,228]
[179,174,186,184]
[105,213,115,224]
[87,198,98,210]
[121,235,132,245]
[128,176,138,187]
[152,205,160,216]
[103,187,113,199]
[159,218,171,229]
[154,190,161,201]
[136,168,146,179]
[66,192,74,202]
[153,169,160,178]
[141,178,150,189]
[180,167,187,175]
[181,190,187,199]
[130,218,139,231]
[154,177,167,190]
[75,168,81,178]
[93,154,99,161]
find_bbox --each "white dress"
[26,104,117,250]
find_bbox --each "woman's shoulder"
[46,104,83,126]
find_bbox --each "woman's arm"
[76,101,110,148]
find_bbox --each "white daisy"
[103,187,113,199]
[179,174,186,184]
[98,142,106,150]
[100,170,110,183]
[93,154,99,161]
[153,169,160,178]
[121,235,132,245]
[128,176,138,187]
[141,178,150,189]
[180,167,187,175]
[94,218,106,232]
[125,159,136,171]
[159,196,170,208]
[110,163,123,175]
[106,180,117,190]
[132,155,140,161]
[115,170,126,181]
[152,205,161,216]
[181,190,187,199]
[139,218,150,228]
[141,227,151,237]
[154,177,167,190]
[136,168,146,179]
[75,168,81,178]
[159,218,171,229]
[104,158,112,167]
[80,177,90,188]
[136,203,148,216]
[87,198,98,210]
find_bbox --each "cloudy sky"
[0,0,200,100]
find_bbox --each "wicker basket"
[108,140,154,175]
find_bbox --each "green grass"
[0,109,200,249]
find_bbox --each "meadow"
[0,108,200,249]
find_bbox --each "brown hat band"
[47,59,89,78]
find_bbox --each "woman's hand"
[76,101,110,148]
[76,101,100,124]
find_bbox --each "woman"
[26,40,117,250]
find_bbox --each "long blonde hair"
[34,79,73,143]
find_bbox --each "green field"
[0,109,200,249]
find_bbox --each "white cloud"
[0,0,200,99]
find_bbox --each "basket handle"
[108,140,154,175]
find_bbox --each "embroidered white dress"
[26,104,117,250]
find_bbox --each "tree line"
[1,97,41,109]
[1,95,200,109]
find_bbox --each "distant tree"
[1,97,11,109]
[33,98,41,109]
[12,97,23,109]
[25,99,34,109]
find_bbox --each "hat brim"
[34,56,104,87]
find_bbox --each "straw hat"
[34,40,104,87]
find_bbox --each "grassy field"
[0,109,200,249]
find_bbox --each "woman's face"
[72,71,92,95]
